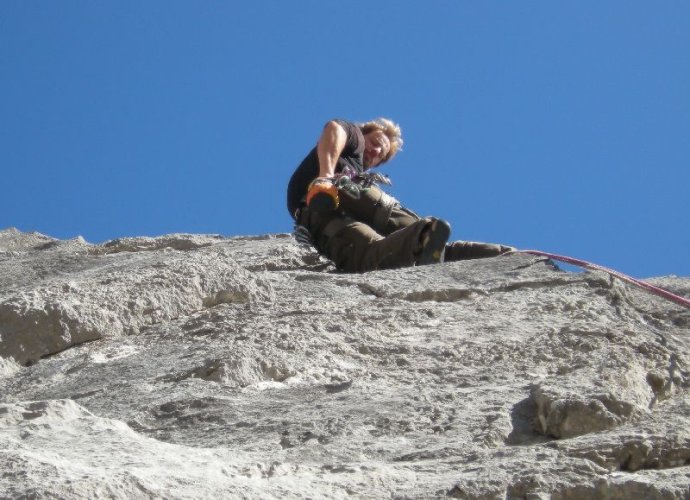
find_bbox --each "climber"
[287,118,514,273]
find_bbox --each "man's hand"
[306,177,339,212]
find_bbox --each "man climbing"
[287,118,513,273]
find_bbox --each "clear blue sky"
[2,2,688,278]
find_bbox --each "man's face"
[363,130,391,169]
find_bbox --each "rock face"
[1,227,689,498]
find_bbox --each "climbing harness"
[512,249,690,310]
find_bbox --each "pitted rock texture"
[0,230,273,365]
[1,227,689,498]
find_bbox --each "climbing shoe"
[306,178,339,212]
[416,219,451,266]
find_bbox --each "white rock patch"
[1,229,689,498]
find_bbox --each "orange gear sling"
[306,179,339,211]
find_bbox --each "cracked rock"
[1,228,689,498]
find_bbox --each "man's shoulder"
[332,119,361,137]
[331,120,364,155]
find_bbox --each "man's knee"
[383,205,420,234]
[337,186,400,233]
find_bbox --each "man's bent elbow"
[318,120,347,150]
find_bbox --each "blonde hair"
[359,118,403,163]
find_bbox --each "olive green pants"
[297,186,435,273]
[296,185,510,273]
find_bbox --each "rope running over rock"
[513,249,690,310]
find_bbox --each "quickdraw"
[335,167,392,197]
[513,249,690,310]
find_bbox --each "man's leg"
[299,205,448,272]
[326,217,448,272]
[444,240,515,261]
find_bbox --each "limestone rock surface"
[1,227,689,498]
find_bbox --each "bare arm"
[316,120,347,178]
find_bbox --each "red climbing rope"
[511,249,690,310]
